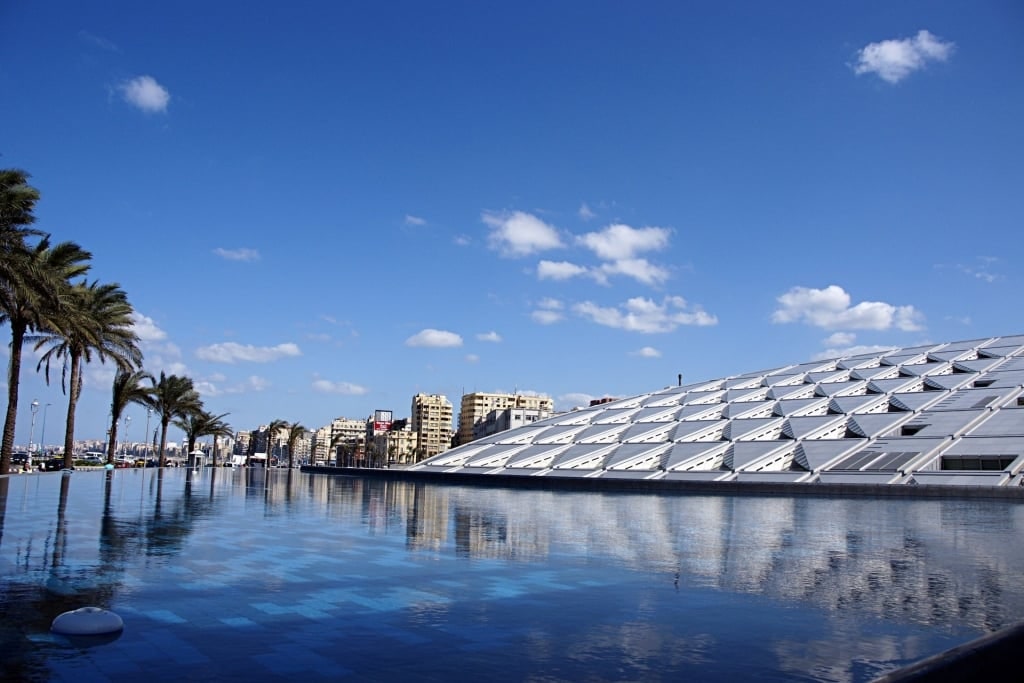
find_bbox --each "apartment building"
[457,392,554,445]
[472,406,553,441]
[411,393,453,460]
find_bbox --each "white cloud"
[537,260,589,281]
[465,354,480,363]
[578,224,671,261]
[573,296,717,333]
[213,247,260,262]
[559,392,596,410]
[404,214,426,226]
[476,331,502,343]
[454,235,471,247]
[311,379,368,395]
[813,344,898,361]
[132,312,167,342]
[532,297,565,324]
[772,285,924,331]
[578,203,596,221]
[598,258,670,286]
[631,346,662,358]
[119,75,170,113]
[853,30,954,84]
[195,342,302,363]
[405,329,463,348]
[79,30,119,52]
[823,332,856,347]
[483,210,564,257]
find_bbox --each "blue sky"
[2,1,1022,447]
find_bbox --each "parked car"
[12,452,32,472]
[40,457,65,471]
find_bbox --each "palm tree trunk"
[1,320,26,474]
[106,417,119,465]
[62,353,83,470]
[158,419,169,467]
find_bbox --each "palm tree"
[0,237,91,473]
[330,431,354,467]
[33,280,141,469]
[285,421,306,469]
[106,369,154,465]
[144,372,201,467]
[204,413,233,467]
[173,409,231,466]
[262,419,288,468]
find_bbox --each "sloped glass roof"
[413,334,1024,488]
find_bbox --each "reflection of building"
[412,394,453,460]
[457,392,554,445]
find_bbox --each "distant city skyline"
[3,2,1022,445]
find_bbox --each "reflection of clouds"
[773,633,936,683]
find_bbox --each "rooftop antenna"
[678,373,682,387]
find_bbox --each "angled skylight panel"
[633,406,683,422]
[725,387,769,403]
[988,361,1024,376]
[425,443,494,467]
[943,435,1024,459]
[978,368,1024,386]
[682,390,726,405]
[620,421,676,443]
[815,380,869,397]
[880,352,928,366]
[850,366,901,381]
[953,358,1006,374]
[844,437,945,471]
[722,400,775,419]
[782,415,846,439]
[548,408,603,425]
[532,424,588,444]
[898,362,952,377]
[727,441,794,471]
[640,391,688,407]
[847,413,914,438]
[888,391,945,413]
[928,349,977,363]
[987,334,1024,347]
[464,443,531,468]
[670,419,727,441]
[551,443,619,470]
[889,410,988,438]
[504,444,570,469]
[768,384,817,400]
[664,442,729,471]
[763,372,807,388]
[922,374,975,391]
[495,426,549,444]
[868,377,923,394]
[576,423,630,444]
[941,337,992,352]
[723,375,765,390]
[828,394,889,414]
[725,417,785,441]
[677,404,726,421]
[599,395,646,409]
[592,408,641,424]
[928,386,1019,411]
[964,410,1024,437]
[806,369,849,384]
[604,442,671,470]
[773,398,828,416]
[794,439,867,470]
[979,344,1024,359]
[836,353,886,370]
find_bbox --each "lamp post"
[39,403,52,456]
[123,415,131,458]
[29,399,39,455]
[145,408,152,461]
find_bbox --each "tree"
[285,421,306,469]
[144,372,201,467]
[205,413,233,467]
[173,409,232,466]
[33,280,141,469]
[0,236,91,474]
[106,369,154,465]
[330,431,354,467]
[262,419,288,467]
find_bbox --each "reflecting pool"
[1,468,1023,681]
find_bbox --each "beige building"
[457,392,555,445]
[411,393,453,460]
[373,426,419,465]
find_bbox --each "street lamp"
[123,415,132,458]
[39,403,52,456]
[145,408,152,460]
[29,399,39,455]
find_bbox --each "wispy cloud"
[196,342,302,363]
[813,344,898,361]
[772,285,924,331]
[131,312,168,342]
[578,203,596,221]
[405,329,463,348]
[118,75,171,113]
[476,331,502,343]
[853,30,954,84]
[79,30,119,52]
[483,210,564,257]
[213,247,260,262]
[465,354,480,363]
[559,392,596,410]
[312,379,368,395]
[404,214,427,226]
[531,297,564,325]
[537,260,589,281]
[574,296,717,333]
[630,346,662,358]
[577,224,671,261]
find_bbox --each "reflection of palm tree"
[107,369,154,465]
[33,281,142,469]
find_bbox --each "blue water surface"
[1,468,1022,681]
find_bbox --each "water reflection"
[0,470,1022,682]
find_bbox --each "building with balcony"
[412,393,453,460]
[458,392,555,445]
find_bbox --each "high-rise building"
[458,392,554,445]
[411,393,453,460]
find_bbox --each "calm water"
[1,468,1023,682]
